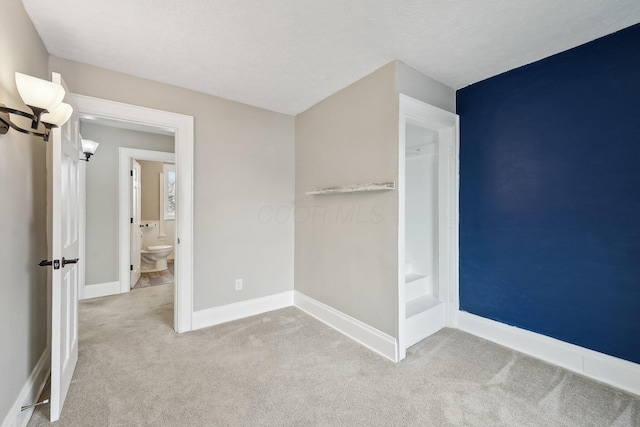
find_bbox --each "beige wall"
[139,160,166,220]
[294,61,455,338]
[295,62,400,336]
[81,122,174,285]
[0,0,49,422]
[53,57,296,310]
[395,61,456,112]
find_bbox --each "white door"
[130,159,142,287]
[48,73,80,422]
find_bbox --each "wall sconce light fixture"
[0,72,73,142]
[80,139,99,161]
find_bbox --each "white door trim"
[398,94,460,360]
[78,161,87,300]
[119,148,174,292]
[71,94,194,333]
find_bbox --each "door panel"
[49,73,80,422]
[130,160,142,287]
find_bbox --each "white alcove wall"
[405,125,439,298]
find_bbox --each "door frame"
[72,94,194,333]
[120,149,175,291]
[397,94,460,361]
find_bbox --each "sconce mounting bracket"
[0,102,48,140]
[0,105,10,135]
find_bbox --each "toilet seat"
[146,244,173,252]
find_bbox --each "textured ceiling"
[22,0,640,115]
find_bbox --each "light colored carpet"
[28,285,640,426]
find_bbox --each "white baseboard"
[457,311,640,396]
[294,291,398,362]
[406,302,445,348]
[1,348,50,427]
[82,281,120,300]
[192,291,294,330]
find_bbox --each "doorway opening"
[130,156,176,291]
[73,94,194,333]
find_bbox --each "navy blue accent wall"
[457,24,640,363]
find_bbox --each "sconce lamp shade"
[42,103,73,127]
[81,139,99,156]
[0,72,72,141]
[15,72,65,112]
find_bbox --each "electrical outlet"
[235,279,243,291]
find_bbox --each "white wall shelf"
[306,181,396,195]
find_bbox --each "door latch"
[39,259,60,269]
[62,257,80,267]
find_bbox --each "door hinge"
[130,217,133,224]
[130,264,133,271]
[130,170,133,177]
[177,238,180,244]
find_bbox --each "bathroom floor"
[133,261,174,289]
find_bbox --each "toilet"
[140,245,173,273]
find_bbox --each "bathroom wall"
[139,160,165,220]
[457,23,640,363]
[0,0,49,424]
[81,122,174,287]
[52,56,295,310]
[295,61,455,338]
